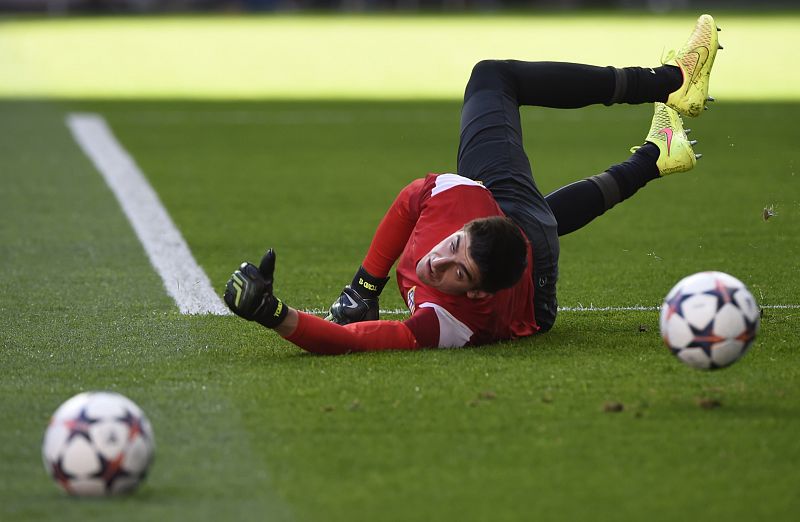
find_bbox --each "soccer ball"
[659,271,760,370]
[42,391,155,496]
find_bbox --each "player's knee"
[465,60,514,100]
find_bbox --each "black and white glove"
[224,249,288,328]
[325,266,389,325]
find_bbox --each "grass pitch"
[1,13,800,522]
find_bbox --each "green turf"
[2,8,800,521]
[1,97,799,522]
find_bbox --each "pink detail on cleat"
[658,127,674,155]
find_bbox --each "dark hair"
[465,216,528,293]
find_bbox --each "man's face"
[416,229,484,296]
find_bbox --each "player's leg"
[457,59,679,331]
[456,12,720,328]
[471,59,683,110]
[493,13,720,114]
[544,145,660,237]
[538,14,722,235]
[457,60,563,332]
[546,102,699,236]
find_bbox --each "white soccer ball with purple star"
[42,391,155,496]
[660,271,760,370]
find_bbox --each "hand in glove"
[224,249,288,328]
[326,266,389,325]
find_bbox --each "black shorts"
[457,88,559,332]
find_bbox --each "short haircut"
[465,216,528,294]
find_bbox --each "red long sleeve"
[361,178,425,277]
[284,311,420,355]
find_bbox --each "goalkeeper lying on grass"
[224,14,721,355]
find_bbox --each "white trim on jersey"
[430,173,486,198]
[419,302,474,348]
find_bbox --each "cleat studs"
[685,128,692,134]
[707,96,716,102]
[695,153,703,160]
[704,105,709,111]
[690,140,698,146]
[717,26,721,32]
[718,44,724,50]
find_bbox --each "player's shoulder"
[423,172,488,197]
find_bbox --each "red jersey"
[285,173,538,355]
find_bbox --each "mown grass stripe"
[66,113,230,316]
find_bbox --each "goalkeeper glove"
[224,248,288,328]
[326,266,389,325]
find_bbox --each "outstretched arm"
[280,310,419,355]
[225,249,423,355]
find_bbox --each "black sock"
[545,143,660,236]
[606,65,683,105]
[602,142,660,199]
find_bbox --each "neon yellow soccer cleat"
[635,102,701,176]
[665,13,722,118]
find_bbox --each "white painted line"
[67,113,230,316]
[560,305,659,312]
[557,304,800,312]
[302,304,800,316]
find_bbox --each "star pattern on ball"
[50,458,76,494]
[661,272,760,371]
[687,321,725,354]
[736,328,756,344]
[703,278,740,309]
[92,452,131,492]
[117,409,148,443]
[44,393,155,497]
[64,407,99,443]
[664,288,692,321]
